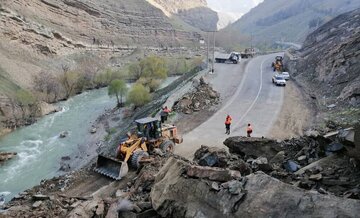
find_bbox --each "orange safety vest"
[225,116,232,125]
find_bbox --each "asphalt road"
[175,53,285,159]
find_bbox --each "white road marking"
[232,58,266,130]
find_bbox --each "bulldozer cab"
[135,117,162,140]
[275,56,283,61]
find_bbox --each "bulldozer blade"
[94,155,129,180]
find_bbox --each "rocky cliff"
[148,0,218,31]
[285,9,360,126]
[222,0,360,48]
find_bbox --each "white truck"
[215,52,240,64]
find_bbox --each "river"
[0,77,178,202]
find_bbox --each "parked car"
[272,74,286,86]
[280,72,290,80]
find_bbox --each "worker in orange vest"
[225,115,232,135]
[247,123,253,137]
[160,106,171,123]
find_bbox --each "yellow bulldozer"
[94,117,182,180]
[272,56,283,72]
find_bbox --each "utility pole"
[251,32,253,49]
[211,31,216,74]
[207,32,210,70]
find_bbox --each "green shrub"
[127,83,151,107]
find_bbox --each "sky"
[207,0,264,15]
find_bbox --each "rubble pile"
[150,156,360,217]
[0,171,93,217]
[2,127,359,217]
[224,135,360,200]
[151,157,248,217]
[173,77,220,114]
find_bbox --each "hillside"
[0,0,203,134]
[285,8,360,126]
[222,0,360,48]
[148,0,218,31]
[0,0,202,91]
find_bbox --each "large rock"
[236,172,360,217]
[151,157,245,217]
[186,165,241,182]
[224,137,282,159]
[151,157,360,218]
[0,152,17,162]
[67,198,105,218]
[193,145,230,167]
[345,124,360,160]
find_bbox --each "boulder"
[32,194,50,200]
[186,165,241,182]
[284,160,300,172]
[269,151,285,165]
[59,131,69,138]
[224,137,282,159]
[0,152,17,162]
[67,198,105,218]
[151,157,246,217]
[151,158,360,217]
[32,201,42,208]
[345,124,360,160]
[235,172,360,217]
[193,145,230,168]
[325,142,344,152]
[90,128,97,134]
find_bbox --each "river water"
[0,77,179,202]
[0,88,116,202]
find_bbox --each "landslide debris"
[223,129,360,200]
[151,155,360,218]
[173,77,220,115]
[2,127,359,217]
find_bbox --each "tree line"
[0,55,202,129]
[108,55,202,108]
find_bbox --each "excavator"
[94,117,182,180]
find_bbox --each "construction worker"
[247,123,253,137]
[160,106,171,123]
[225,115,232,135]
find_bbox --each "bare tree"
[58,65,80,99]
[33,71,62,102]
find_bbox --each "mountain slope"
[148,0,218,31]
[0,0,203,133]
[285,8,360,126]
[0,0,202,91]
[223,0,360,47]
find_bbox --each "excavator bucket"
[94,155,129,180]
